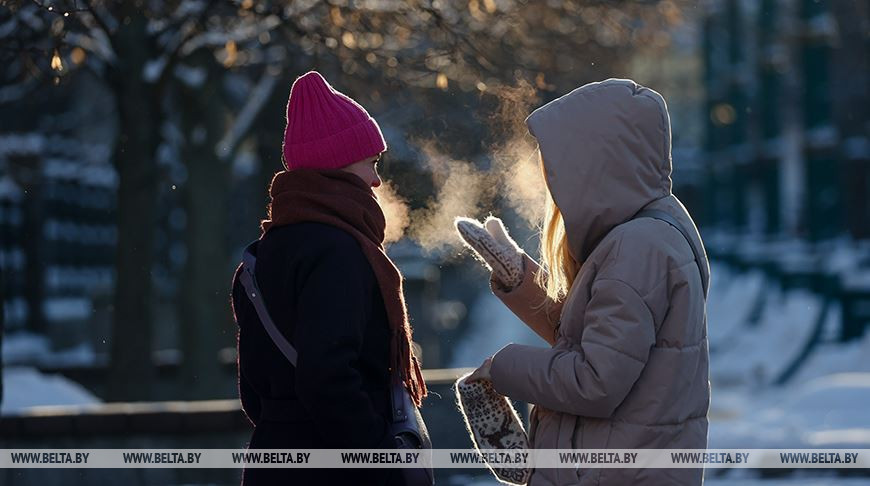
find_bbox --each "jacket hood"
[526,78,673,263]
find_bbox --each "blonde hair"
[536,159,580,302]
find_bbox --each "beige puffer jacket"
[489,79,711,485]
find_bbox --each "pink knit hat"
[282,71,387,170]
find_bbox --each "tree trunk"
[177,53,234,399]
[13,155,47,336]
[105,12,159,401]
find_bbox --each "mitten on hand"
[456,373,531,485]
[455,216,525,291]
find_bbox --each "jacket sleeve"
[491,253,564,345]
[293,246,394,450]
[238,364,261,427]
[231,265,261,427]
[489,277,655,418]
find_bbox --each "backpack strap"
[239,242,298,366]
[633,209,709,298]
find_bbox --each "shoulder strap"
[634,209,709,298]
[239,243,298,366]
[239,242,415,418]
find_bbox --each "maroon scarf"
[261,169,427,407]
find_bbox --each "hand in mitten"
[456,372,531,485]
[466,356,493,383]
[455,216,525,291]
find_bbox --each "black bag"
[239,241,434,485]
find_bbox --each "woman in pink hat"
[230,71,427,485]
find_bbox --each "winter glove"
[456,372,531,485]
[455,216,525,291]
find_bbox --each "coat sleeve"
[293,245,394,450]
[238,363,261,427]
[231,265,262,427]
[491,253,565,345]
[489,277,655,418]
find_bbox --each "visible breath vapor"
[374,180,410,245]
[381,79,548,254]
[408,142,494,254]
[489,79,547,228]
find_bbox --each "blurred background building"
[700,0,868,242]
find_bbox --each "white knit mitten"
[456,373,531,485]
[455,216,525,291]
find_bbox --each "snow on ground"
[1,366,102,415]
[708,373,870,449]
[706,267,869,450]
[711,286,823,387]
[792,324,870,383]
[707,264,766,349]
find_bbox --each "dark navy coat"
[231,222,405,485]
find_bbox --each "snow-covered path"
[1,366,101,415]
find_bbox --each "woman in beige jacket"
[457,78,711,485]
